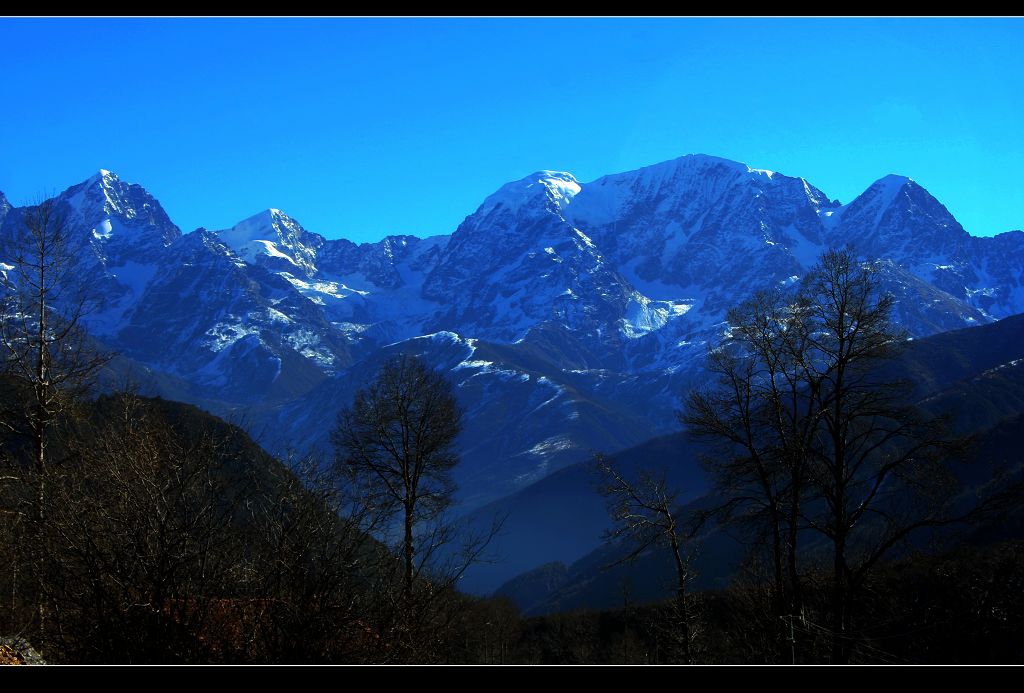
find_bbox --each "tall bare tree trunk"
[787,483,803,617]
[668,531,692,664]
[403,501,414,602]
[768,517,790,662]
[832,533,848,664]
[34,274,48,649]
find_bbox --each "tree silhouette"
[333,354,462,601]
[0,197,110,648]
[595,453,695,663]
[683,248,969,663]
[1,198,109,476]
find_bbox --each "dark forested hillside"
[0,386,510,663]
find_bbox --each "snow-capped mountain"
[219,208,324,279]
[1,154,1021,508]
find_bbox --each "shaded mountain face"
[490,314,1024,614]
[1,155,1021,509]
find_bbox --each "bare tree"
[41,391,247,662]
[682,286,816,648]
[0,198,109,476]
[332,354,508,661]
[241,450,392,663]
[798,249,967,663]
[595,454,695,663]
[0,197,110,648]
[5,385,417,663]
[332,354,462,601]
[682,248,972,663]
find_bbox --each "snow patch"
[539,173,582,211]
[253,239,298,264]
[574,229,596,249]
[454,359,494,371]
[422,331,463,345]
[619,293,695,338]
[265,307,292,324]
[203,321,261,353]
[92,218,113,240]
[523,435,574,457]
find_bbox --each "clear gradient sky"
[1,17,1022,242]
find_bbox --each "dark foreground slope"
[0,388,472,663]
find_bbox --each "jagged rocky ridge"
[1,155,1021,508]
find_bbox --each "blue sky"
[1,17,1022,242]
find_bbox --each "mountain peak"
[217,207,322,278]
[657,153,766,175]
[877,173,913,184]
[584,154,788,196]
[235,208,284,227]
[530,170,580,188]
[834,173,968,256]
[535,171,581,209]
[872,173,914,191]
[50,169,181,247]
[856,174,920,211]
[84,168,118,188]
[478,170,581,218]
[221,209,287,249]
[68,169,125,200]
[675,152,747,167]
